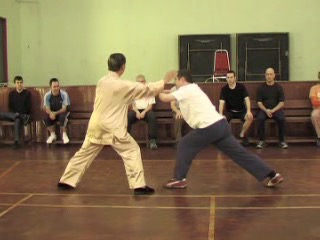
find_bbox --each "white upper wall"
[6,0,320,85]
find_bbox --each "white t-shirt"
[134,96,156,110]
[171,83,223,129]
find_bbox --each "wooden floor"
[0,142,320,240]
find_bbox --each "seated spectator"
[43,78,70,144]
[170,86,186,144]
[127,75,158,150]
[256,68,288,149]
[219,70,253,146]
[309,82,320,146]
[0,76,31,148]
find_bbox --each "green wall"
[4,0,320,86]
[0,0,21,83]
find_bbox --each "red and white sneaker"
[163,178,188,189]
[265,173,284,187]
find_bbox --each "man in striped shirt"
[43,78,70,144]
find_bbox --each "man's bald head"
[136,75,146,84]
[265,68,276,83]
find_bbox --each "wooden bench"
[63,86,95,143]
[29,86,93,144]
[1,81,316,145]
[229,99,314,143]
[226,80,315,143]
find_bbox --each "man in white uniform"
[159,70,284,189]
[58,53,176,195]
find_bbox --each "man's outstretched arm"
[159,92,176,103]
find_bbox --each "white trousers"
[59,134,146,189]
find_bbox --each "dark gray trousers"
[256,110,286,142]
[127,110,157,140]
[174,119,273,181]
[0,112,22,142]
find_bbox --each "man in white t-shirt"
[158,70,284,189]
[128,75,158,149]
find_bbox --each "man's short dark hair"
[227,70,236,77]
[49,78,59,86]
[13,76,23,83]
[108,53,126,72]
[177,69,193,83]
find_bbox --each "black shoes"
[57,182,154,195]
[134,186,155,195]
[12,141,20,149]
[240,136,250,146]
[57,182,75,190]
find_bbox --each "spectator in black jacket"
[0,76,31,148]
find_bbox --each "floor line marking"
[208,196,216,240]
[0,194,33,218]
[18,204,209,210]
[215,206,320,210]
[2,158,320,163]
[0,162,21,179]
[1,203,317,210]
[1,192,320,198]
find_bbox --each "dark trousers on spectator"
[0,112,24,142]
[127,110,157,140]
[44,112,69,128]
[174,119,273,181]
[256,110,286,142]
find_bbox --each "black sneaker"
[57,182,75,190]
[134,186,155,195]
[240,136,250,146]
[12,141,20,149]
